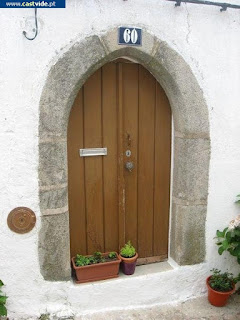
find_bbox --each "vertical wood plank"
[122,63,139,249]
[68,89,87,257]
[153,83,171,256]
[117,63,126,250]
[138,65,156,258]
[102,63,119,252]
[84,69,104,254]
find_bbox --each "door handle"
[125,161,134,172]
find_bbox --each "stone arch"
[38,28,210,281]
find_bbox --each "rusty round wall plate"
[7,207,36,234]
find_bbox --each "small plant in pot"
[206,269,238,307]
[0,280,7,318]
[120,241,138,275]
[72,251,121,283]
[214,195,240,296]
[215,199,240,295]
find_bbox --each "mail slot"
[79,148,107,157]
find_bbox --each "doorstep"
[119,261,173,278]
[71,261,173,285]
[67,261,207,315]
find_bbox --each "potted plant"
[0,280,7,318]
[71,251,121,283]
[120,241,138,275]
[214,195,240,294]
[206,269,237,307]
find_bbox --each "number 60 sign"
[118,27,142,46]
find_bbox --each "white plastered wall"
[0,0,240,318]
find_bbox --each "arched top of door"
[39,28,209,141]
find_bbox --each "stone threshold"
[71,261,173,286]
[119,261,173,278]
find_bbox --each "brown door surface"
[68,60,171,263]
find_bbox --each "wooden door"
[68,60,171,263]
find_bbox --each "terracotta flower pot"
[206,276,235,307]
[120,253,138,275]
[72,252,121,284]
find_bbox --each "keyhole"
[126,150,131,157]
[127,133,131,147]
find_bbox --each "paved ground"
[76,295,240,320]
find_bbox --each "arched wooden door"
[68,60,171,264]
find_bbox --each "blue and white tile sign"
[118,27,142,46]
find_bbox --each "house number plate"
[118,27,142,46]
[79,148,107,157]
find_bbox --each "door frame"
[38,29,210,281]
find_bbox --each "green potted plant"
[212,194,240,300]
[71,251,121,283]
[120,241,138,275]
[206,269,237,307]
[0,280,7,318]
[215,199,240,294]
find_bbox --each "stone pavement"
[76,295,240,320]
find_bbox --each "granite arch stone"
[38,28,210,281]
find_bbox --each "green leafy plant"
[215,194,240,294]
[216,195,240,264]
[208,269,237,292]
[216,226,240,264]
[216,189,240,261]
[108,252,117,259]
[120,241,136,258]
[39,314,50,320]
[75,252,106,267]
[93,252,105,263]
[235,194,240,204]
[0,280,7,317]
[75,254,92,267]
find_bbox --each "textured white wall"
[0,0,240,318]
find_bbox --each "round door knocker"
[7,207,36,234]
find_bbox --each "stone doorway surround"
[38,28,210,281]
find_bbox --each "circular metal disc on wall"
[7,207,36,234]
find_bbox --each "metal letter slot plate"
[79,148,107,157]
